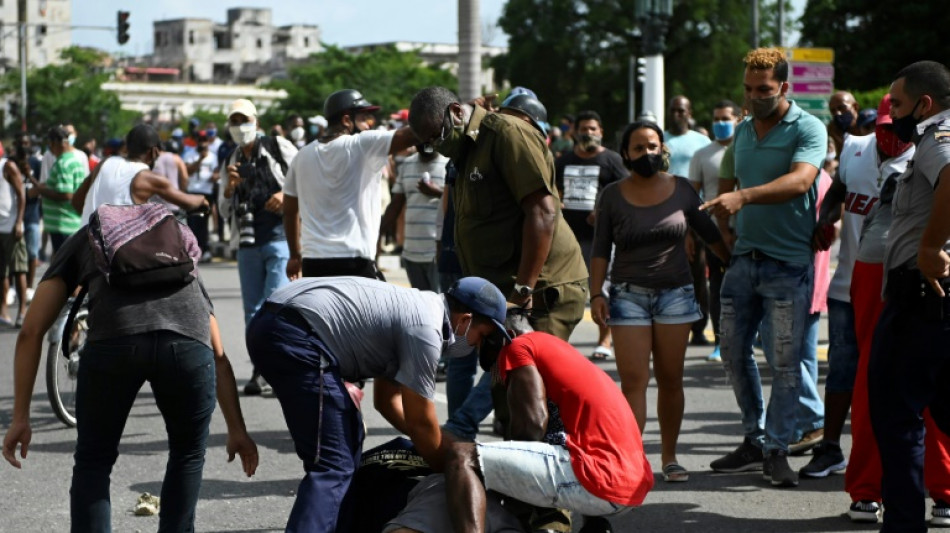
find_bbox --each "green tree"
[262,44,458,129]
[493,0,768,140]
[2,47,137,141]
[799,1,950,91]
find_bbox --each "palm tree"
[458,0,481,101]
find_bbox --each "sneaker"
[243,373,272,396]
[691,332,711,346]
[933,500,950,527]
[789,428,824,455]
[849,500,882,523]
[799,442,847,478]
[763,450,798,487]
[711,438,764,472]
[706,345,721,362]
[5,287,14,305]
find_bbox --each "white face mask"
[67,134,76,147]
[290,127,305,142]
[443,316,473,359]
[229,122,258,146]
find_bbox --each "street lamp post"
[635,0,673,128]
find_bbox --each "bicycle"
[45,293,89,427]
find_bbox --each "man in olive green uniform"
[408,87,588,341]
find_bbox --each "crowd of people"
[0,47,948,533]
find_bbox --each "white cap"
[308,115,328,128]
[228,98,258,119]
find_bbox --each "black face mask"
[892,100,921,143]
[624,153,663,177]
[833,111,854,133]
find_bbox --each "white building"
[150,7,320,84]
[102,80,287,124]
[0,0,72,70]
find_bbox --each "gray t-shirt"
[42,228,213,346]
[884,111,950,289]
[856,201,893,264]
[592,176,721,289]
[688,141,728,202]
[267,277,449,400]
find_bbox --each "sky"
[70,0,510,57]
[71,0,807,57]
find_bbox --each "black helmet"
[323,89,381,122]
[500,94,549,134]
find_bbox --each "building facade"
[151,8,320,84]
[0,0,72,70]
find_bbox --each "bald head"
[668,95,692,135]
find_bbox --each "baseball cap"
[446,277,512,341]
[857,108,878,129]
[390,109,409,122]
[876,94,894,125]
[228,98,258,120]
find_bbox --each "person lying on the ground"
[388,282,655,532]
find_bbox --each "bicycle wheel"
[45,308,88,427]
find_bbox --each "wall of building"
[0,0,72,69]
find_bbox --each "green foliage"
[262,44,458,129]
[1,46,136,142]
[851,86,889,113]
[493,0,780,140]
[800,1,950,91]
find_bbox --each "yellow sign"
[785,47,835,63]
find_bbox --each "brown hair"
[743,47,789,82]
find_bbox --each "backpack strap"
[260,136,288,175]
[62,285,88,360]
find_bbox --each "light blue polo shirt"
[664,129,711,177]
[733,101,827,265]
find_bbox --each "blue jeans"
[71,332,216,533]
[719,254,814,453]
[247,306,365,533]
[446,351,478,417]
[444,370,494,440]
[24,221,40,262]
[237,239,290,326]
[795,312,824,441]
[826,297,859,392]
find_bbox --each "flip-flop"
[662,462,690,482]
[589,346,612,361]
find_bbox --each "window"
[257,38,262,48]
[154,31,161,47]
[189,30,194,45]
[304,37,310,47]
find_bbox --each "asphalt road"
[0,255,886,533]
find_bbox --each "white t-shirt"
[0,158,17,233]
[185,152,218,195]
[80,156,150,224]
[829,133,914,302]
[688,141,729,201]
[284,130,394,260]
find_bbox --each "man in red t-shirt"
[443,288,653,531]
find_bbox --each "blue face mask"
[712,120,735,141]
[206,128,217,138]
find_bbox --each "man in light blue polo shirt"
[701,47,827,488]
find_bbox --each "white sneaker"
[25,288,34,304]
[5,287,14,305]
[849,500,882,523]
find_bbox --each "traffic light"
[8,100,19,118]
[117,11,130,45]
[636,57,648,83]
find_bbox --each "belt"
[748,249,774,261]
[263,301,312,332]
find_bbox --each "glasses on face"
[423,105,454,148]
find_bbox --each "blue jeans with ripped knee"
[719,254,814,453]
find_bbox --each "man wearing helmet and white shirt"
[283,89,417,280]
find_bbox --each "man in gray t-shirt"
[246,275,508,532]
[866,61,950,533]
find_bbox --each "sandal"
[589,346,613,361]
[662,462,690,482]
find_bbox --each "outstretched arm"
[209,314,258,477]
[131,171,208,211]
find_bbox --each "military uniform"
[448,106,588,341]
[868,109,950,532]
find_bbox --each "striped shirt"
[43,150,87,234]
[392,153,447,263]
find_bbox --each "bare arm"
[380,193,407,236]
[131,171,208,211]
[702,162,819,217]
[209,314,258,477]
[5,162,25,237]
[283,195,302,280]
[400,386,444,471]
[373,377,410,434]
[813,172,847,251]
[514,188,557,304]
[389,127,419,156]
[176,155,189,192]
[2,278,69,468]
[918,164,950,296]
[506,366,548,441]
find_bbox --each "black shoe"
[849,500,882,523]
[763,450,798,487]
[243,373,272,396]
[579,516,612,532]
[711,438,764,472]
[690,332,711,346]
[799,442,847,478]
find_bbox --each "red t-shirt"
[498,332,654,506]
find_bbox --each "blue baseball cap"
[857,108,878,129]
[446,277,512,341]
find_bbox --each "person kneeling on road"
[387,278,654,533]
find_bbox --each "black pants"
[868,271,950,532]
[301,257,385,281]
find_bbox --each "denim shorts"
[607,282,702,326]
[476,441,632,518]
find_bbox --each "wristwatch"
[513,283,533,298]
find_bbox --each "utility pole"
[18,0,28,132]
[777,0,784,47]
[751,0,760,48]
[458,0,481,102]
